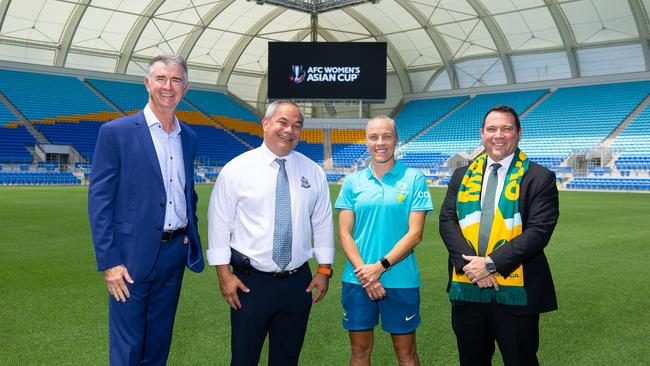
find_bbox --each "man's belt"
[161,227,186,242]
[252,262,307,278]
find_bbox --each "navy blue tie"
[273,158,292,270]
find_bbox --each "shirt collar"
[260,142,294,166]
[487,151,515,173]
[365,159,405,180]
[144,104,181,137]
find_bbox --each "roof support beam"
[628,0,650,71]
[217,7,286,86]
[395,0,457,89]
[116,0,166,74]
[544,0,579,78]
[0,0,11,31]
[178,0,236,60]
[54,0,90,67]
[344,7,412,94]
[467,0,514,84]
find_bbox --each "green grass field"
[1,185,649,365]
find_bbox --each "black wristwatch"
[485,257,497,274]
[380,257,392,271]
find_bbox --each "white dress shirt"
[144,104,187,231]
[207,143,335,272]
[481,152,515,212]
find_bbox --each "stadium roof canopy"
[1,0,649,112]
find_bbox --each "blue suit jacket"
[88,111,204,280]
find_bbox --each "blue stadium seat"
[403,89,547,159]
[0,171,81,185]
[87,78,193,112]
[0,125,36,163]
[184,89,258,122]
[0,70,113,120]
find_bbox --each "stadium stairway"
[0,90,49,146]
[398,96,471,150]
[81,79,125,115]
[181,97,253,150]
[602,92,650,148]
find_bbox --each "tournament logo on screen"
[289,65,306,84]
[289,65,361,84]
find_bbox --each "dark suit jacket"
[439,161,559,315]
[88,111,204,281]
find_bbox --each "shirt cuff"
[206,246,232,266]
[313,246,334,265]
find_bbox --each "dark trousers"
[231,264,313,366]
[108,234,186,366]
[451,301,540,366]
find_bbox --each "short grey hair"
[366,115,398,141]
[146,54,189,84]
[264,100,305,122]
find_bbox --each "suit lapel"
[180,122,193,199]
[134,112,165,188]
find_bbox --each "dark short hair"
[482,105,521,131]
[147,54,188,84]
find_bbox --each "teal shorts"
[341,282,420,334]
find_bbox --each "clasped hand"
[462,254,499,290]
[354,262,384,288]
[354,262,388,301]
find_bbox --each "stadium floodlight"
[246,0,379,13]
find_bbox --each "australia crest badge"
[301,176,311,188]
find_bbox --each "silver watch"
[485,257,497,274]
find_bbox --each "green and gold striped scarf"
[449,149,528,306]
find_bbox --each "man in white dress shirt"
[207,100,335,366]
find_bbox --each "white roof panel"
[134,19,194,56]
[438,19,496,58]
[561,0,637,44]
[319,10,370,40]
[494,7,562,51]
[0,0,646,104]
[2,0,74,44]
[89,0,151,13]
[391,29,442,67]
[72,7,139,52]
[480,0,545,13]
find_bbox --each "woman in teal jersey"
[335,116,433,366]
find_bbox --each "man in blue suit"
[89,54,204,366]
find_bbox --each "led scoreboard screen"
[267,42,387,101]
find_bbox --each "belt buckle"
[161,227,183,242]
[273,271,289,278]
[161,231,172,242]
[273,268,297,278]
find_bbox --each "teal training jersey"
[334,160,434,288]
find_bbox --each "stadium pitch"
[1,185,648,365]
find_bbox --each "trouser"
[451,301,540,366]
[108,234,186,366]
[230,263,313,366]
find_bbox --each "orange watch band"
[317,267,333,278]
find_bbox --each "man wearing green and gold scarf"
[439,105,559,366]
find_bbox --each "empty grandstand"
[1,66,649,191]
[0,0,648,193]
